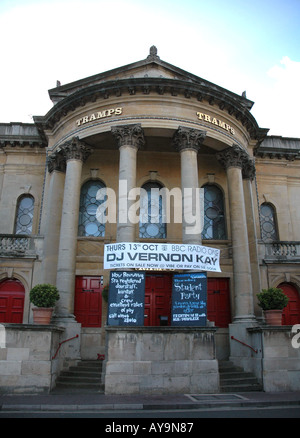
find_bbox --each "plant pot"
[32,307,54,325]
[264,309,283,326]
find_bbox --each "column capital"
[61,137,92,162]
[242,157,256,180]
[216,144,249,170]
[172,126,206,153]
[111,124,145,150]
[47,150,66,173]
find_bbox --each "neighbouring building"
[0,47,299,394]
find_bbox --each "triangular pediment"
[48,46,212,104]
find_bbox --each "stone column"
[216,144,255,322]
[172,126,206,245]
[55,137,92,320]
[42,151,66,285]
[111,124,145,243]
[242,159,262,317]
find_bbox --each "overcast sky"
[0,0,299,137]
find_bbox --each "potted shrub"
[30,284,60,324]
[257,287,288,325]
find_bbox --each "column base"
[52,313,77,324]
[232,314,257,324]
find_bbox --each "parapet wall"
[0,324,64,394]
[104,326,219,395]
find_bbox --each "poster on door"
[171,272,207,326]
[107,271,145,326]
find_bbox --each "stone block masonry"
[0,324,65,394]
[104,326,219,395]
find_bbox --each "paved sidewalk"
[1,390,300,412]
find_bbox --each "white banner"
[104,242,221,272]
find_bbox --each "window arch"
[260,202,278,242]
[202,184,227,240]
[14,195,35,235]
[78,180,106,237]
[139,182,166,239]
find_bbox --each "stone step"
[53,360,104,393]
[219,360,263,393]
[56,375,102,384]
[221,383,263,392]
[220,376,261,385]
[220,371,255,380]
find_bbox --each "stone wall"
[104,326,219,395]
[0,324,64,394]
[248,326,300,392]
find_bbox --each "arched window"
[139,182,166,239]
[260,202,278,242]
[202,184,226,240]
[78,180,106,237]
[14,195,35,235]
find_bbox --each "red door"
[144,274,172,326]
[278,283,300,325]
[0,278,25,323]
[207,278,231,328]
[74,276,102,327]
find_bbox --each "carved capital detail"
[61,137,92,162]
[242,157,256,180]
[47,150,66,173]
[172,126,206,153]
[111,124,145,150]
[216,144,249,169]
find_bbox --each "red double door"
[144,274,173,326]
[144,274,231,328]
[0,279,25,323]
[75,274,232,328]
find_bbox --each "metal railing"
[231,336,258,354]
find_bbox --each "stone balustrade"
[263,241,300,262]
[0,234,38,258]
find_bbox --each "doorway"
[74,276,103,327]
[207,278,231,328]
[278,282,300,325]
[0,278,25,323]
[143,274,231,327]
[144,273,172,326]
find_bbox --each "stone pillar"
[242,159,262,317]
[42,151,65,285]
[172,126,206,245]
[216,145,255,322]
[55,137,92,320]
[111,124,145,243]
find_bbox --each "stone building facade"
[0,47,299,394]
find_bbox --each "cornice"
[0,123,46,148]
[34,76,267,144]
[254,135,300,161]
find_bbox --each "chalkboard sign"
[171,273,207,326]
[107,271,145,326]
